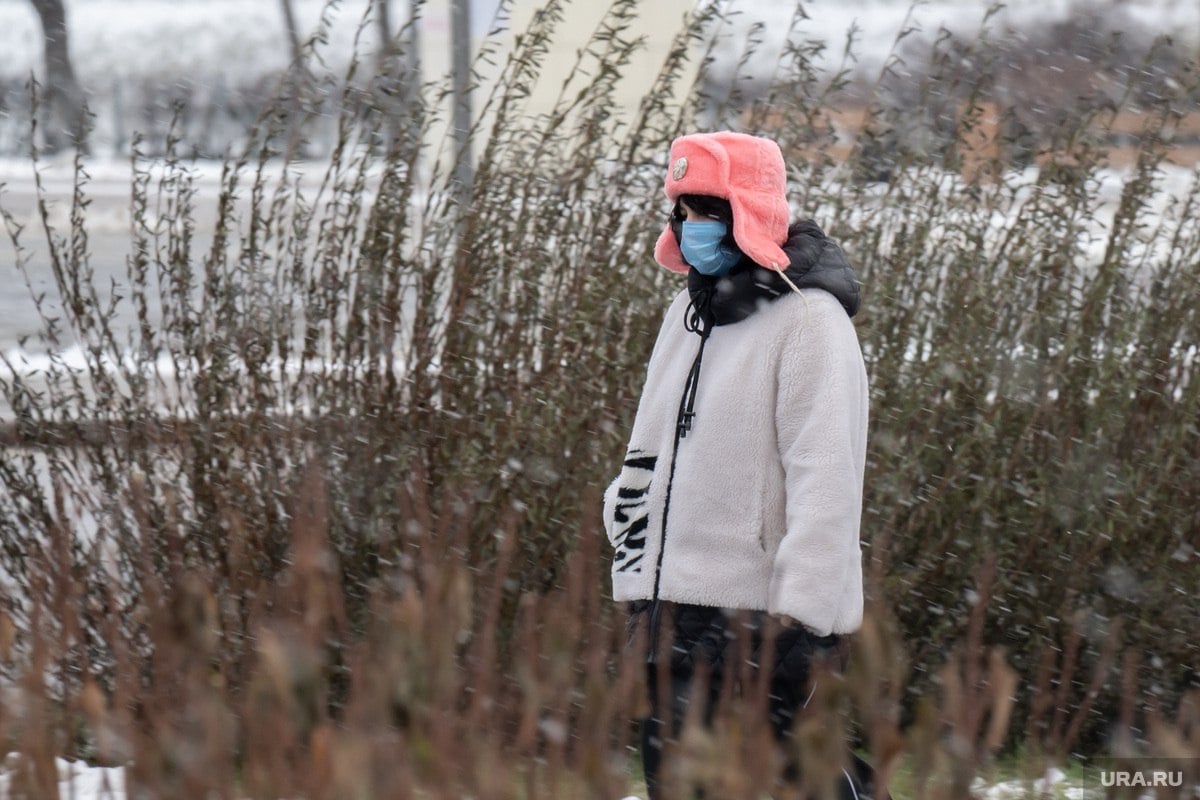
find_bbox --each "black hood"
[686,220,861,328]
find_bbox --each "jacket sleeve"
[768,293,869,635]
[602,474,620,544]
[601,290,690,548]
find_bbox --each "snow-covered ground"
[4,154,1198,421]
[974,767,1089,799]
[0,755,124,800]
[0,154,233,379]
[0,758,1123,800]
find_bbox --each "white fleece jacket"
[602,286,869,636]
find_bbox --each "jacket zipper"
[648,328,710,662]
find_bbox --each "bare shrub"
[1,0,1198,796]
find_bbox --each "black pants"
[632,601,875,800]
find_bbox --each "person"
[602,131,875,799]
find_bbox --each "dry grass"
[1,1,1198,797]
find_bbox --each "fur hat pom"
[653,131,791,274]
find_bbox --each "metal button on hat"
[673,157,688,180]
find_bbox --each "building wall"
[505,0,699,122]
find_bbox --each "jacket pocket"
[604,450,658,576]
[756,461,787,555]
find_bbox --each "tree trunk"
[28,0,86,152]
[405,0,421,113]
[450,0,473,197]
[279,0,302,64]
[278,0,305,160]
[406,0,420,80]
[372,0,398,153]
[375,0,422,156]
[375,0,393,65]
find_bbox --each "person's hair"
[670,194,741,253]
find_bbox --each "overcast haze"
[1,0,1195,87]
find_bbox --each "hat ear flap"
[729,198,790,271]
[654,223,689,274]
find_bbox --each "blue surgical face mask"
[679,220,742,277]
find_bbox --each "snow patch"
[0,755,126,800]
[974,766,1092,800]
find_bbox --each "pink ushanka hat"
[653,131,791,274]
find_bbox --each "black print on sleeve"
[612,451,656,574]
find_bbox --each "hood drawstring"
[678,288,715,439]
[772,261,813,324]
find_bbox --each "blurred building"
[504,0,697,120]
